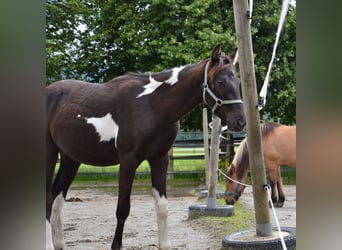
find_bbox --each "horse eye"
[216,80,224,85]
[223,58,230,64]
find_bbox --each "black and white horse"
[46,44,246,249]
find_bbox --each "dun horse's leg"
[112,157,139,250]
[276,166,285,207]
[51,154,80,250]
[267,164,279,206]
[149,155,172,250]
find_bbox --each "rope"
[218,168,251,188]
[258,0,290,110]
[219,168,288,250]
[264,185,287,250]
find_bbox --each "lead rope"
[258,0,291,110]
[218,169,287,250]
[218,168,250,188]
[264,185,287,250]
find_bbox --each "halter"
[218,168,249,199]
[224,181,245,199]
[202,61,243,114]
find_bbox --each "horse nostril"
[237,119,246,129]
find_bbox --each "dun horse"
[46,44,246,250]
[224,122,296,208]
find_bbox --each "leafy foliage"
[46,0,296,128]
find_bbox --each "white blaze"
[152,188,171,250]
[83,113,119,146]
[137,66,184,98]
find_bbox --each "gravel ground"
[61,185,296,249]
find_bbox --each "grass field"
[55,147,206,174]
[54,146,296,184]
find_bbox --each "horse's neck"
[150,61,206,124]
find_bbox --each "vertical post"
[206,115,221,208]
[202,108,210,188]
[233,0,272,236]
[167,147,174,180]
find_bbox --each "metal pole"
[206,115,221,208]
[202,108,210,189]
[232,0,272,236]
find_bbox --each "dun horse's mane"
[233,122,281,179]
[261,122,281,136]
[232,138,249,179]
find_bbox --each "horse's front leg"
[112,156,139,250]
[149,155,172,250]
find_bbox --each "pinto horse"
[46,44,246,250]
[224,122,296,208]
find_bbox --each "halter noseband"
[224,180,245,200]
[202,61,243,114]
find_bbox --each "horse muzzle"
[225,117,246,132]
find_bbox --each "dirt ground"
[62,185,296,250]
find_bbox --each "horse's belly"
[56,137,119,166]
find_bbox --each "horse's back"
[264,124,296,167]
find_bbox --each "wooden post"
[202,108,210,188]
[233,0,272,236]
[206,115,221,208]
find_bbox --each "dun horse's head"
[204,44,246,132]
[224,164,246,205]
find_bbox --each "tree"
[46,0,296,128]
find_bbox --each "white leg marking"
[152,188,171,250]
[46,220,54,250]
[83,113,119,146]
[51,192,65,250]
[137,66,185,98]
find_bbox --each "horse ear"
[230,48,238,65]
[211,44,222,64]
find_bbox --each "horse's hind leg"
[51,154,80,250]
[267,163,279,206]
[275,167,285,207]
[149,154,172,250]
[46,136,59,250]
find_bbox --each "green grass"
[54,146,296,184]
[190,198,255,249]
[55,147,206,174]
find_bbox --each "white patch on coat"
[165,66,184,85]
[83,113,119,146]
[137,74,164,98]
[46,220,54,250]
[137,66,185,98]
[51,192,65,250]
[152,188,172,250]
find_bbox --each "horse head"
[224,164,246,205]
[204,44,246,132]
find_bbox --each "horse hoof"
[275,202,284,208]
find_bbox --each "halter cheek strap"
[202,61,243,114]
[224,179,244,199]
